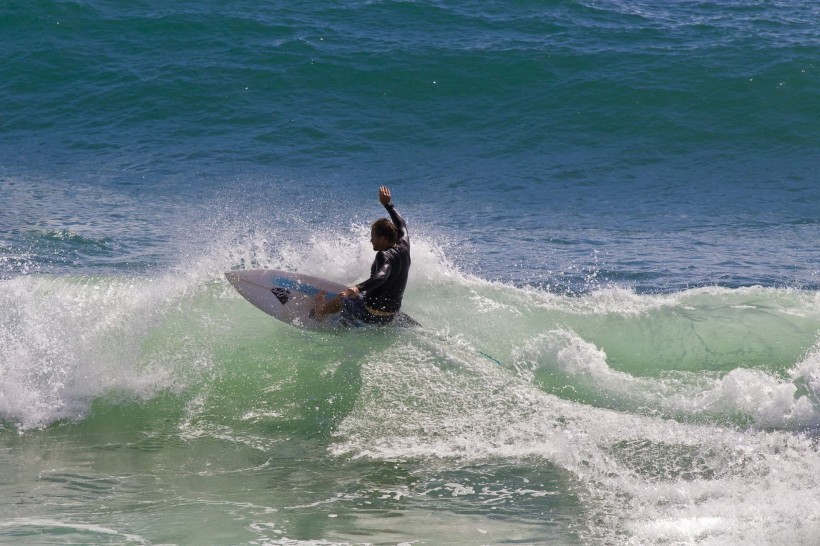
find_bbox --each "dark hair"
[372,218,397,244]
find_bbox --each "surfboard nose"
[224,271,239,285]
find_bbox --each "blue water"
[2,1,820,544]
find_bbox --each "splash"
[0,273,216,429]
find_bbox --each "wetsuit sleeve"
[384,202,408,241]
[356,252,393,293]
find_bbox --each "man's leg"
[313,291,342,320]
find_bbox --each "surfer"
[312,186,410,325]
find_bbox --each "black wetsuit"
[355,202,410,314]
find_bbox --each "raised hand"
[379,186,392,206]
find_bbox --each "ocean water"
[2,0,820,544]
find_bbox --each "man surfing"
[312,186,410,325]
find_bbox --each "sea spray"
[0,273,216,429]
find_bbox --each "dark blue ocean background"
[4,0,819,290]
[1,1,820,544]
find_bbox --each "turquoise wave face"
[2,252,818,432]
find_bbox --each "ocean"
[1,0,819,544]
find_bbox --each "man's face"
[370,228,389,251]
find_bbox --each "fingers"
[345,286,360,298]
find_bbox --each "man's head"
[370,218,397,251]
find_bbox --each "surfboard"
[225,269,420,331]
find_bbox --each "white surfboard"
[225,269,419,331]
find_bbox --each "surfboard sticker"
[270,286,291,305]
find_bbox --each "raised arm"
[379,186,407,241]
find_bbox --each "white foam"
[509,327,820,430]
[0,273,215,429]
[331,333,820,544]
